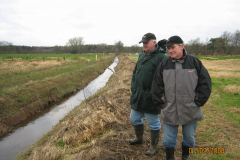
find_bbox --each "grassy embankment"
[0,53,115,137]
[16,54,240,160]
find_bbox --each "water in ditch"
[0,56,118,160]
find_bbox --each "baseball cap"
[165,36,183,46]
[139,33,156,44]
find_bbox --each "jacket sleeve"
[151,61,166,108]
[194,58,212,107]
[130,64,137,92]
[131,54,141,92]
[147,54,166,100]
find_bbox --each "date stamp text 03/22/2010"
[189,148,225,154]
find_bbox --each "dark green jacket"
[130,47,166,114]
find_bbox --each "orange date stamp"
[189,148,225,154]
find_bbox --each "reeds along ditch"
[0,55,116,137]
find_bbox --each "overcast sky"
[1,0,240,47]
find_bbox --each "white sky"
[0,0,240,47]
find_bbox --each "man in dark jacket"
[152,35,212,160]
[127,33,166,156]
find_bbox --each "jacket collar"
[171,48,187,63]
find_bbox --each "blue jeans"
[162,122,197,148]
[129,109,161,131]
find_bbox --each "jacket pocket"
[143,90,155,110]
[130,88,139,105]
[182,97,202,121]
[184,98,198,108]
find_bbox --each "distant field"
[0,53,107,61]
[0,54,109,93]
[196,55,240,60]
[128,53,240,61]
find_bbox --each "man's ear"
[181,44,185,49]
[154,40,157,46]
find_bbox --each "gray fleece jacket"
[152,49,212,125]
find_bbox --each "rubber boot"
[145,130,160,156]
[127,125,144,145]
[166,147,175,160]
[182,143,191,160]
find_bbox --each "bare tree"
[187,38,201,55]
[115,40,124,54]
[0,41,13,54]
[221,31,232,55]
[231,30,240,55]
[131,44,141,53]
[66,37,85,54]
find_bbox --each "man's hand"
[194,99,201,107]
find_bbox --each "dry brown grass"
[201,57,219,60]
[30,61,62,69]
[209,71,240,78]
[230,108,240,114]
[0,60,63,73]
[201,59,240,78]
[201,59,240,71]
[223,85,240,93]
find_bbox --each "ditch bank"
[0,55,116,138]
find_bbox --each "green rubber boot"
[182,143,191,160]
[166,147,175,160]
[127,125,144,145]
[145,130,160,156]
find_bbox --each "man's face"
[143,40,156,54]
[167,44,184,59]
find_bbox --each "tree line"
[185,30,240,56]
[0,37,142,54]
[1,30,239,55]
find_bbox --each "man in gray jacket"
[152,36,211,160]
